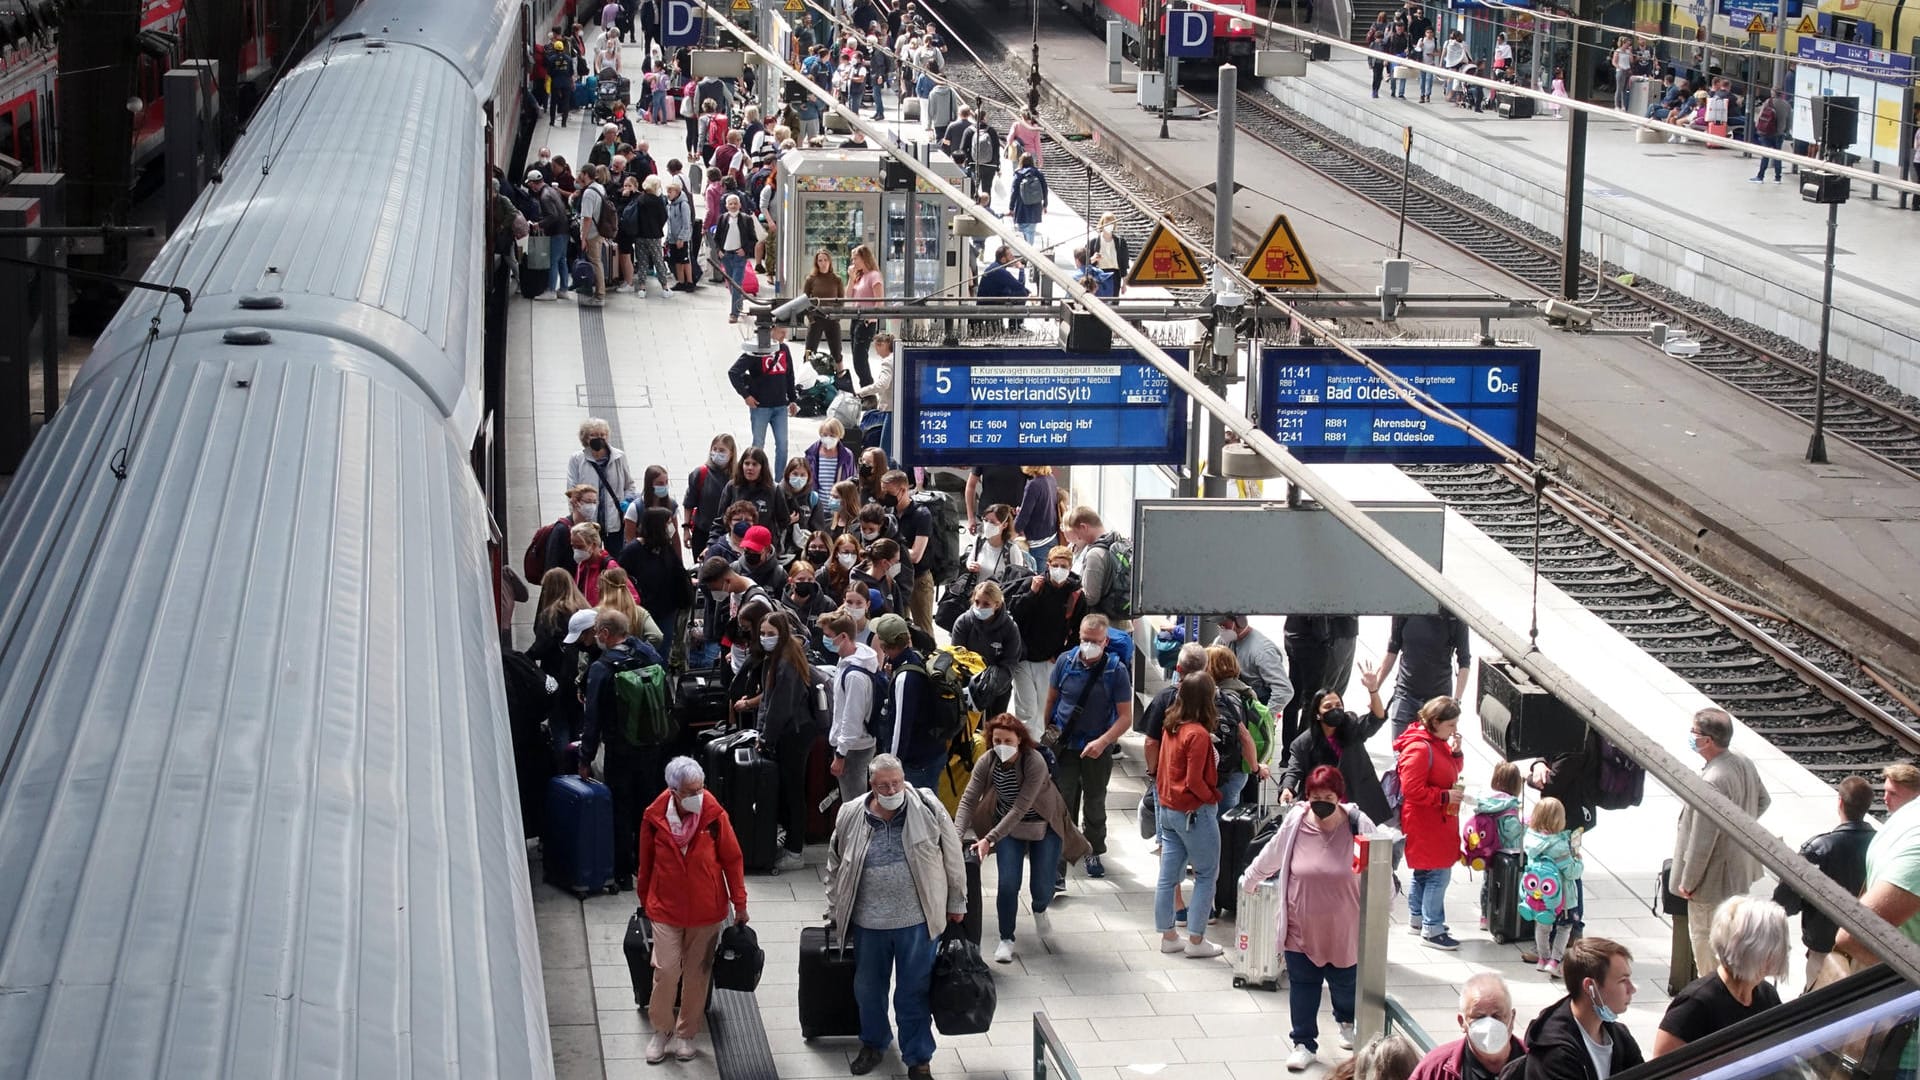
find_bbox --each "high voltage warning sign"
[1127,223,1207,287]
[1242,214,1318,287]
[732,0,751,11]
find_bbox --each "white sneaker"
[645,1032,670,1064]
[1339,1022,1356,1050]
[672,1037,696,1061]
[994,939,1016,964]
[774,850,805,871]
[1287,1044,1317,1071]
[1159,936,1186,953]
[1184,939,1224,959]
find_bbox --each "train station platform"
[1253,55,1920,399]
[506,45,1853,1080]
[971,2,1920,687]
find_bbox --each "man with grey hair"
[825,754,967,1079]
[1671,707,1771,979]
[1408,973,1522,1080]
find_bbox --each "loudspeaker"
[1064,312,1112,352]
[1309,41,1331,60]
[1813,95,1859,149]
[1496,93,1534,119]
[1477,658,1588,760]
[882,157,914,191]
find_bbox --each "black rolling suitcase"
[1214,803,1277,917]
[798,925,862,1039]
[1485,849,1527,943]
[676,667,732,732]
[708,731,780,871]
[624,908,656,1007]
[961,848,983,945]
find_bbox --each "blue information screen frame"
[1256,346,1541,464]
[899,348,1189,468]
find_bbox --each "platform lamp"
[1800,96,1857,465]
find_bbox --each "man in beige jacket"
[1671,707,1772,977]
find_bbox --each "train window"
[0,110,13,163]
[15,101,34,171]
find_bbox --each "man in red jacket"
[636,755,749,1064]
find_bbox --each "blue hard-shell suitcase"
[544,775,615,897]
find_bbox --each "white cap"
[562,607,599,644]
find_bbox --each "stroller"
[593,75,631,122]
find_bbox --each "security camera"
[771,295,816,325]
[1536,297,1594,327]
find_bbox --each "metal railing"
[1033,1012,1084,1080]
[1385,996,1436,1052]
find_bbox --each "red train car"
[1073,0,1259,72]
[0,0,343,176]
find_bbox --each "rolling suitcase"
[1232,878,1284,991]
[1214,800,1277,917]
[805,734,839,843]
[1485,849,1527,944]
[798,925,862,1039]
[676,667,732,732]
[961,847,983,945]
[624,907,656,1007]
[544,776,615,897]
[713,733,781,871]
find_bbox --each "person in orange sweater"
[635,755,749,1064]
[1153,672,1226,959]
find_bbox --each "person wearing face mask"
[1408,974,1524,1080]
[1043,614,1134,884]
[964,503,1032,586]
[964,465,1028,537]
[546,483,606,576]
[618,507,693,663]
[879,470,937,632]
[1009,547,1084,741]
[823,754,968,1080]
[1670,708,1769,981]
[825,533,862,598]
[956,714,1089,964]
[730,524,787,595]
[755,612,816,872]
[566,418,639,542]
[702,502,760,563]
[1240,765,1375,1069]
[830,479,864,536]
[570,522,625,605]
[805,418,857,499]
[635,755,749,1065]
[822,610,883,806]
[854,504,897,547]
[1277,670,1391,826]
[1213,615,1292,715]
[949,581,1023,716]
[1517,938,1642,1080]
[780,560,835,652]
[855,538,913,624]
[695,555,775,671]
[622,463,681,545]
[856,447,890,507]
[1395,696,1468,950]
[577,609,668,892]
[1090,211,1131,287]
[782,457,827,547]
[684,434,738,551]
[716,447,788,547]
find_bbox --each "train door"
[0,91,42,171]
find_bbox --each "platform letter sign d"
[663,0,700,47]
[1167,9,1214,59]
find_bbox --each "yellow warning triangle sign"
[1242,214,1318,288]
[1127,222,1207,287]
[731,0,751,11]
[1796,13,1815,32]
[785,0,803,10]
[1746,13,1766,32]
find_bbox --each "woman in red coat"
[1393,696,1465,950]
[636,755,749,1064]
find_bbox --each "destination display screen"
[1256,346,1540,463]
[899,348,1188,466]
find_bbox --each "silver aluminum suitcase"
[1232,878,1285,991]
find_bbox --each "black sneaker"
[1422,933,1462,951]
[1085,855,1106,879]
[906,1067,932,1080]
[851,1047,885,1075]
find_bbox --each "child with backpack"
[1519,796,1583,978]
[1466,762,1526,929]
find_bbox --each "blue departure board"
[1257,346,1540,463]
[899,348,1189,467]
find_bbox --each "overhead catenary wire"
[1184,0,1920,199]
[700,0,1920,986]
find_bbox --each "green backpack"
[613,660,673,745]
[1243,691,1277,764]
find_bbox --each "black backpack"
[1592,733,1646,810]
[909,490,963,581]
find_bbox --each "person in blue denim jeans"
[1393,696,1466,950]
[713,193,759,321]
[825,753,968,1080]
[726,324,799,470]
[955,714,1091,964]
[1152,672,1226,959]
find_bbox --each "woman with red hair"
[1242,764,1378,1072]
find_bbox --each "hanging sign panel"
[1257,346,1541,464]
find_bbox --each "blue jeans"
[995,830,1063,942]
[721,250,748,316]
[747,405,789,474]
[1217,771,1250,813]
[548,234,572,293]
[872,81,886,119]
[904,759,943,792]
[853,922,938,1065]
[1285,950,1357,1051]
[1155,802,1220,937]
[1017,222,1038,246]
[1419,70,1435,99]
[1410,866,1451,938]
[1753,133,1782,179]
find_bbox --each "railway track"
[1208,86,1920,480]
[914,0,1920,780]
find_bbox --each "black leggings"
[774,727,814,854]
[849,319,877,387]
[805,317,844,367]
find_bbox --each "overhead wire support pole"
[706,0,1920,983]
[1560,0,1591,302]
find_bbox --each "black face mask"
[588,437,608,453]
[807,548,829,563]
[745,550,764,566]
[792,581,817,599]
[858,463,874,479]
[1309,800,1337,820]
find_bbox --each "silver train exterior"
[0,0,563,1074]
